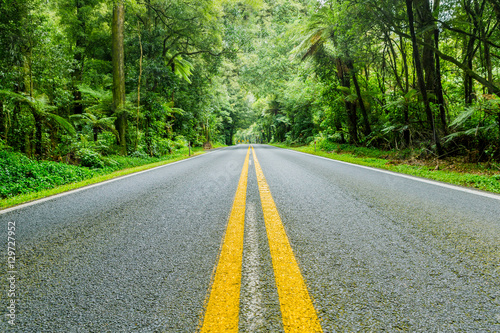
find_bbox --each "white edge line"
[276,146,500,201]
[1,148,228,215]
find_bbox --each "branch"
[165,50,226,67]
[436,19,500,50]
[391,28,500,96]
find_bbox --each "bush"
[130,150,148,159]
[77,148,104,168]
[150,138,173,157]
[316,135,338,152]
[0,151,97,198]
[173,136,187,150]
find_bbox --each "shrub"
[130,150,148,159]
[173,136,187,150]
[0,151,97,198]
[77,148,104,168]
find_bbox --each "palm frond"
[450,107,476,128]
[45,113,76,135]
[173,56,194,84]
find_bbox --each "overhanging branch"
[391,28,500,96]
[165,50,226,68]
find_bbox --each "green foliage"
[76,148,104,168]
[276,144,500,194]
[1,0,500,202]
[0,150,97,198]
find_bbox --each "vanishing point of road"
[1,144,499,332]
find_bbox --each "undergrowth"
[0,148,202,199]
[274,142,500,194]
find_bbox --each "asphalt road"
[1,144,499,332]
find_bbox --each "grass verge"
[272,143,500,194]
[0,147,210,210]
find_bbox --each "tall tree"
[406,0,442,154]
[112,0,126,155]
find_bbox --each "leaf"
[449,107,475,128]
[165,55,194,84]
[404,89,418,101]
[45,113,76,136]
[382,125,397,134]
[443,131,463,143]
[337,86,351,95]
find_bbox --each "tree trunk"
[335,111,345,144]
[351,67,371,137]
[11,88,22,152]
[385,32,404,92]
[346,100,358,144]
[0,101,4,143]
[136,22,143,151]
[72,0,85,115]
[434,27,447,134]
[336,58,358,144]
[406,0,442,155]
[484,37,493,95]
[400,36,410,93]
[479,0,494,95]
[403,105,410,147]
[463,1,480,105]
[145,116,153,156]
[401,37,411,146]
[112,0,127,155]
[416,0,447,133]
[464,35,476,105]
[34,112,43,159]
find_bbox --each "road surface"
[1,144,499,332]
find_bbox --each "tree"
[112,0,126,155]
[406,0,442,154]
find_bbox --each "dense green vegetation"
[274,143,500,193]
[1,0,500,200]
[234,0,500,163]
[0,0,252,160]
[0,147,203,200]
[0,146,206,208]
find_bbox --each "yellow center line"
[251,147,323,333]
[200,146,250,332]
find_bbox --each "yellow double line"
[200,146,322,333]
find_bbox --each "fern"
[449,107,476,129]
[0,90,74,135]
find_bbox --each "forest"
[1,0,500,196]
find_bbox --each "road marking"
[282,147,500,201]
[251,147,323,333]
[200,147,250,332]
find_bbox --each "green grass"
[0,146,209,210]
[272,143,500,194]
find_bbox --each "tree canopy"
[1,0,499,162]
